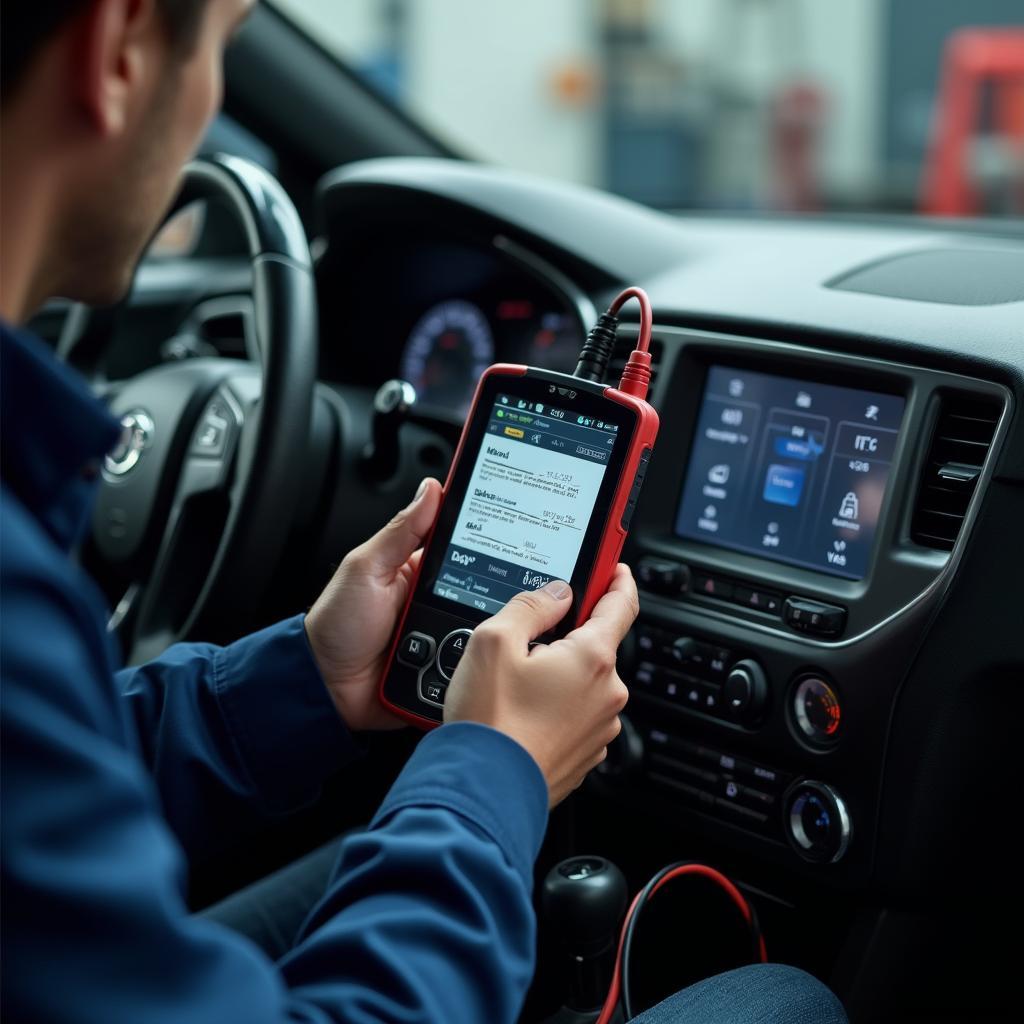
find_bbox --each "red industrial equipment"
[921,28,1024,216]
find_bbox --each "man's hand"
[305,478,442,731]
[444,565,638,807]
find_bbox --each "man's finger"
[359,478,442,573]
[565,564,638,649]
[485,579,572,648]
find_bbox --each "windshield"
[274,1,1022,218]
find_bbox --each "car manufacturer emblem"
[104,410,154,477]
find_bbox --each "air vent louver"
[911,393,1000,551]
[608,336,663,392]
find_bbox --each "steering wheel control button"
[792,675,843,746]
[397,631,435,669]
[785,781,852,864]
[191,398,234,458]
[784,597,846,638]
[436,629,473,680]
[104,410,154,478]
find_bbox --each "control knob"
[723,658,769,724]
[784,781,852,864]
[671,635,698,663]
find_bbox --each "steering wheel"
[91,155,317,664]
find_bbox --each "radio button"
[734,586,783,614]
[784,597,846,638]
[637,557,690,594]
[671,635,698,664]
[633,660,657,690]
[436,629,473,680]
[682,680,704,709]
[707,646,733,676]
[697,682,722,714]
[694,574,734,600]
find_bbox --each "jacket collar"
[1,321,121,549]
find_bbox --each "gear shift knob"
[543,856,627,1012]
[362,379,416,481]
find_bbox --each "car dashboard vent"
[911,392,1001,551]
[608,335,663,392]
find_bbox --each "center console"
[606,326,1010,885]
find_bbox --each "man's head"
[1,0,254,320]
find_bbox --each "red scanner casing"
[378,363,659,730]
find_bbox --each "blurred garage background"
[269,0,1023,218]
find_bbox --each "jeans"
[200,838,344,960]
[631,963,848,1023]
[203,843,848,1023]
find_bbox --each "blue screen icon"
[763,464,806,507]
[774,435,824,461]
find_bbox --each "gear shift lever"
[543,856,628,1016]
[362,379,417,482]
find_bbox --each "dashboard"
[315,231,587,417]
[314,162,1024,942]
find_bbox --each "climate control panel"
[617,717,853,864]
[633,623,769,726]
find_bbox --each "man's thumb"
[362,478,442,571]
[491,579,573,646]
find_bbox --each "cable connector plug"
[573,286,654,398]
[618,347,652,399]
[573,311,620,383]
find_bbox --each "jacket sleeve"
[3,549,549,1024]
[115,615,362,863]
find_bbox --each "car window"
[273,0,1022,218]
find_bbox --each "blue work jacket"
[0,323,548,1023]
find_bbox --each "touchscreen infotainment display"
[432,393,619,614]
[675,366,905,580]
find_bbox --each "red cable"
[607,286,654,354]
[595,864,768,1024]
[607,286,654,400]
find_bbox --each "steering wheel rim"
[92,154,317,664]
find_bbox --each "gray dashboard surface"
[322,159,1024,387]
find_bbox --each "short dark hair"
[2,0,208,96]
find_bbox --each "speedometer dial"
[400,300,495,415]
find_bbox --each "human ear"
[75,0,162,137]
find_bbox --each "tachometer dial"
[528,311,584,372]
[400,300,494,414]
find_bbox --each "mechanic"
[0,3,847,1022]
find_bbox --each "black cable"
[573,311,619,382]
[620,863,680,1020]
[619,863,765,1021]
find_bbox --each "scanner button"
[398,631,435,668]
[421,680,448,707]
[620,497,638,531]
[437,629,473,680]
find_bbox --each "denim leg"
[630,963,848,1024]
[198,838,344,960]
